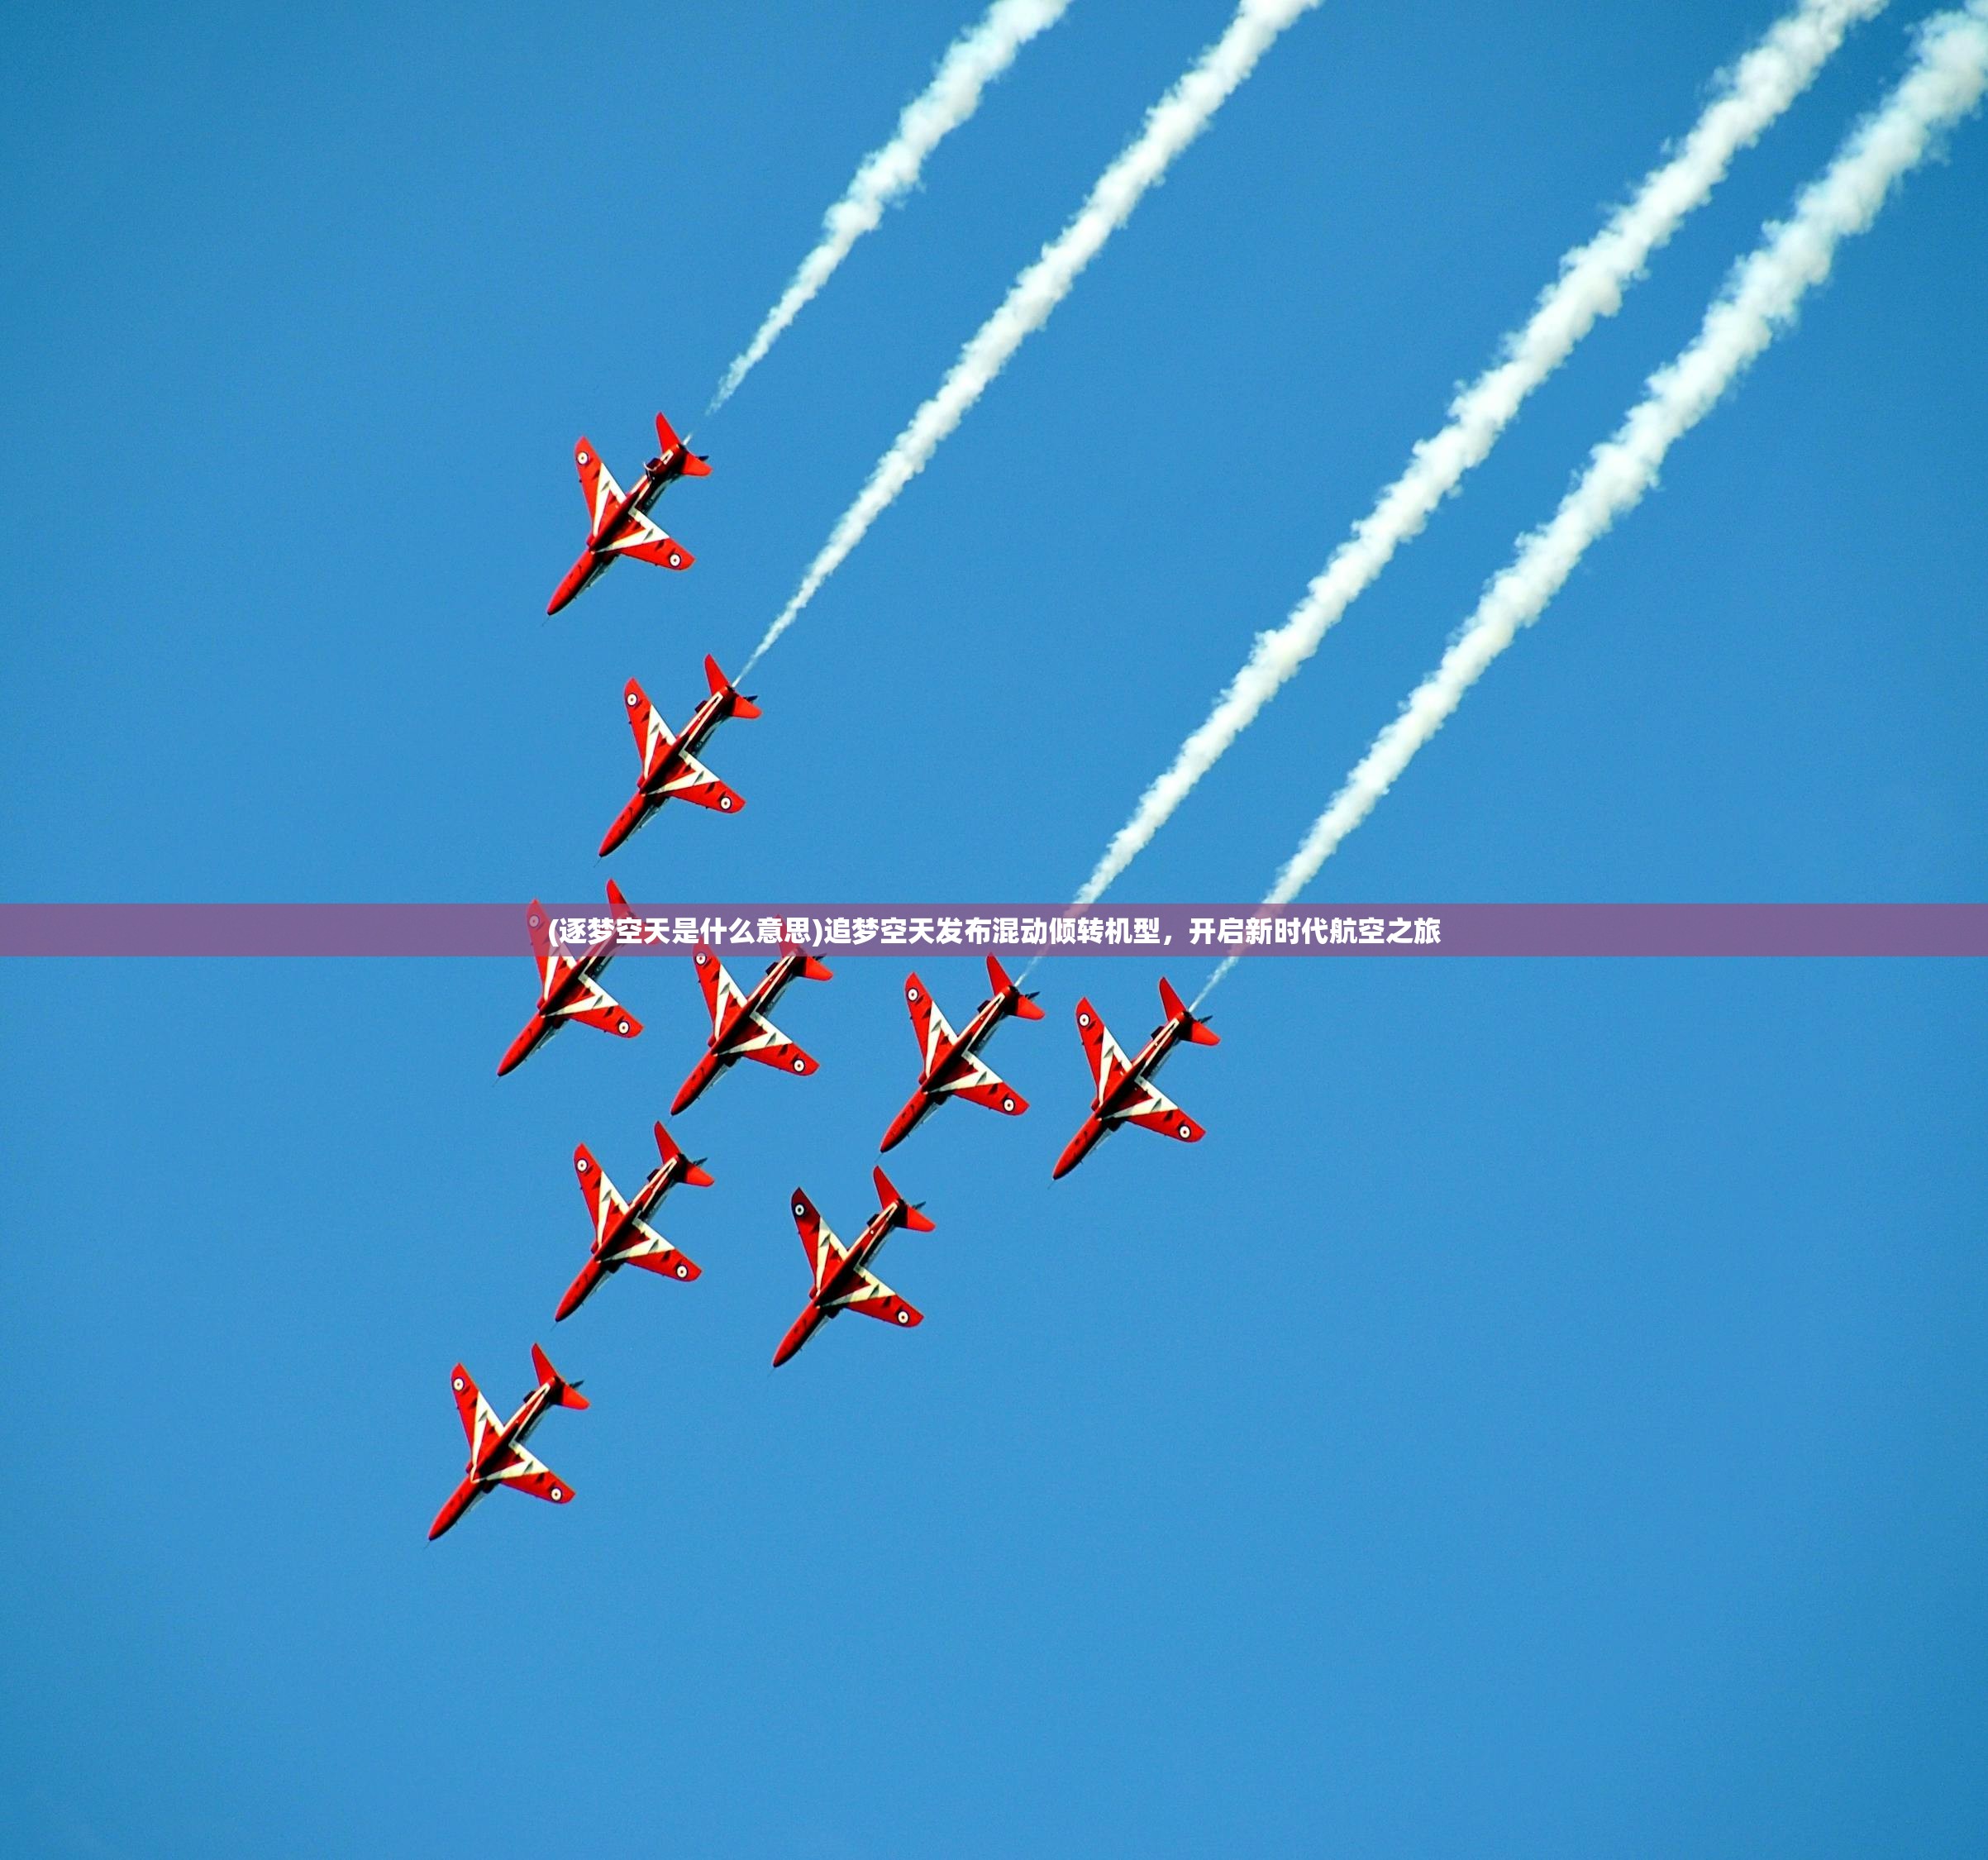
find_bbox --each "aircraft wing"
[540,944,579,1001]
[560,975,641,1038]
[1118,1080,1205,1145]
[451,1366,503,1458]
[727,1009,817,1075]
[652,745,742,813]
[573,1145,627,1242]
[603,507,690,570]
[605,1218,701,1281]
[490,1444,574,1505]
[903,975,956,1077]
[829,1265,922,1328]
[790,1189,849,1295]
[625,678,677,770]
[575,439,624,542]
[1074,1000,1132,1100]
[528,899,583,999]
[693,946,746,1037]
[946,1058,1027,1118]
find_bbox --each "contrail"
[1199,0,1988,1003]
[709,0,1075,414]
[1078,0,1887,905]
[742,0,1324,676]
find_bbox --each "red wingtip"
[875,1165,936,1230]
[604,877,634,921]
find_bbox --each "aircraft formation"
[431,413,1222,1537]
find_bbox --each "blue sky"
[2,2,1985,1853]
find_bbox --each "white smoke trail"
[1076,0,1887,904]
[1197,1,1988,1001]
[709,0,1074,414]
[742,0,1323,675]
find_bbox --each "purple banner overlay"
[2,904,1985,958]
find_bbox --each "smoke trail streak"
[1196,1,1988,1004]
[1077,0,1887,904]
[742,0,1323,676]
[710,0,1074,413]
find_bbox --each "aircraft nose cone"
[1051,1132,1090,1180]
[772,1308,817,1367]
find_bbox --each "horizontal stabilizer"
[656,411,709,476]
[653,1119,713,1187]
[989,953,1044,1019]
[875,1165,936,1232]
[531,1342,589,1408]
[1159,976,1219,1045]
[704,654,760,718]
[781,941,832,982]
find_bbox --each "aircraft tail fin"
[531,1343,589,1409]
[875,1165,937,1232]
[1159,976,1220,1045]
[780,941,832,982]
[653,1118,715,1188]
[988,953,1045,1018]
[604,878,635,924]
[656,411,711,476]
[704,654,761,719]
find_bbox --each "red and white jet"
[555,1118,712,1322]
[427,1343,589,1540]
[496,879,643,1077]
[598,656,760,856]
[773,1166,936,1367]
[1051,976,1220,1180]
[880,954,1044,1152]
[670,940,832,1115]
[546,411,709,615]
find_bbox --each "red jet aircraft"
[496,880,643,1076]
[1051,976,1220,1180]
[555,1118,712,1321]
[773,1166,936,1367]
[547,411,708,615]
[598,656,760,856]
[427,1343,589,1540]
[670,940,832,1115]
[880,954,1044,1152]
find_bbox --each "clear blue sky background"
[3,2,1985,1853]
